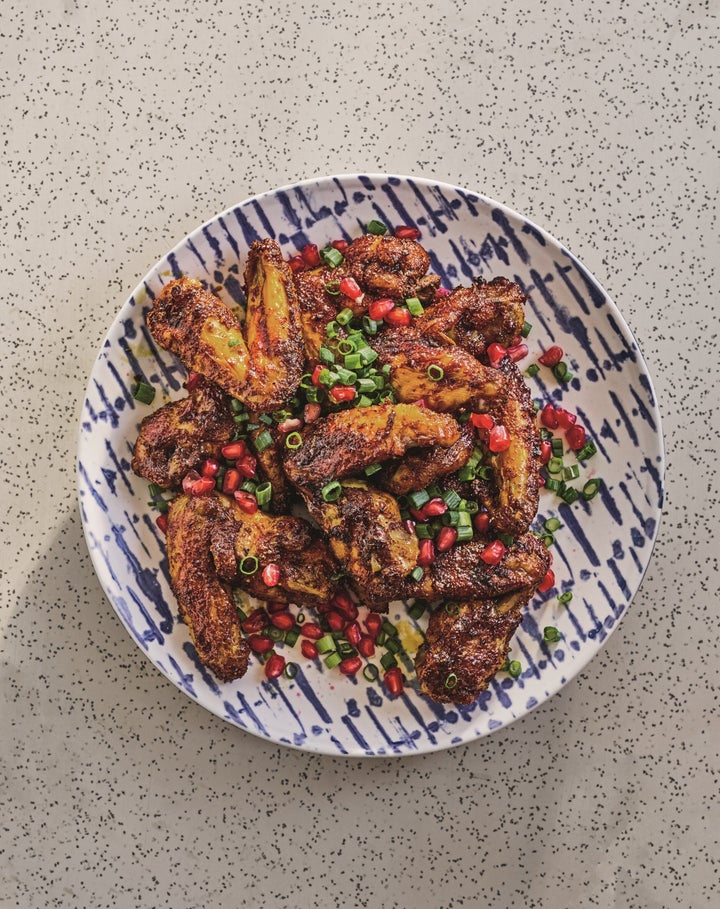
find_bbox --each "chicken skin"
[380,422,476,495]
[147,239,304,411]
[344,234,431,300]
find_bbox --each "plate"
[77,174,664,756]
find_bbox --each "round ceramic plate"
[77,174,664,756]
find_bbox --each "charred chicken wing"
[344,234,431,300]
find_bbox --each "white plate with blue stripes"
[77,174,664,756]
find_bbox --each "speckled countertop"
[2,1,718,906]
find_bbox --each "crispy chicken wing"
[283,403,461,490]
[131,377,234,488]
[147,239,304,411]
[414,587,536,704]
[344,234,431,300]
[418,277,526,359]
[292,265,347,360]
[380,422,476,495]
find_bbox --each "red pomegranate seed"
[200,457,220,478]
[384,307,412,327]
[339,656,362,676]
[261,563,281,587]
[409,507,426,522]
[300,622,323,641]
[470,412,494,431]
[540,440,553,464]
[311,364,323,386]
[301,640,319,660]
[182,471,214,496]
[488,424,511,453]
[368,298,395,321]
[329,385,356,403]
[434,287,451,300]
[287,255,306,274]
[365,613,383,638]
[507,342,529,362]
[301,243,321,267]
[236,454,257,479]
[277,417,303,434]
[241,610,269,634]
[417,539,436,568]
[331,238,349,254]
[383,667,404,696]
[435,526,458,552]
[267,600,288,614]
[331,590,358,620]
[222,468,241,494]
[357,635,375,658]
[473,511,490,534]
[156,513,168,534]
[248,634,274,654]
[233,490,258,514]
[185,371,201,393]
[326,610,345,632]
[539,345,563,367]
[265,653,286,679]
[221,440,247,460]
[413,397,426,408]
[538,568,556,592]
[269,611,295,631]
[345,622,362,646]
[566,424,587,451]
[555,407,577,430]
[422,497,448,518]
[182,469,202,494]
[487,343,507,368]
[540,404,559,429]
[394,225,421,240]
[538,474,546,487]
[304,402,322,423]
[339,276,363,300]
[403,518,416,535]
[480,540,507,566]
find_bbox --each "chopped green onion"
[299,373,315,390]
[544,477,562,492]
[475,465,494,480]
[426,483,442,499]
[563,464,580,481]
[267,626,284,642]
[363,664,379,682]
[408,600,427,620]
[582,478,602,500]
[376,630,387,647]
[576,440,598,461]
[320,246,344,268]
[336,337,356,355]
[283,662,298,678]
[364,463,382,477]
[444,601,460,616]
[325,320,339,339]
[407,489,430,509]
[409,566,424,582]
[336,307,354,326]
[406,296,424,316]
[356,394,373,407]
[239,556,258,575]
[227,338,241,348]
[366,219,387,235]
[230,398,244,413]
[558,591,573,605]
[561,486,580,504]
[362,315,378,335]
[319,346,335,365]
[285,432,303,450]
[132,381,156,405]
[508,660,522,678]
[382,620,398,637]
[415,523,434,540]
[540,427,553,440]
[385,637,402,654]
[442,489,462,509]
[255,481,272,507]
[258,413,274,425]
[296,612,306,624]
[544,517,562,533]
[457,465,475,482]
[321,480,343,503]
[520,320,532,338]
[318,368,338,387]
[325,280,341,296]
[357,377,377,394]
[427,364,444,382]
[316,634,336,654]
[526,363,540,378]
[344,352,362,371]
[324,651,343,669]
[543,626,562,643]
[463,500,479,515]
[551,437,564,457]
[358,346,378,366]
[380,652,397,670]
[444,672,458,690]
[240,479,257,493]
[455,525,474,542]
[540,533,555,547]
[254,429,274,452]
[284,628,301,648]
[547,457,563,475]
[335,367,357,385]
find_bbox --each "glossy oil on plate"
[77,174,664,756]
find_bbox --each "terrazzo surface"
[1,0,718,906]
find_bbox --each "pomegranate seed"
[329,385,356,403]
[488,424,511,453]
[339,656,363,676]
[221,440,247,460]
[473,511,490,534]
[435,526,458,552]
[510,336,522,348]
[182,470,201,494]
[287,255,307,274]
[192,477,217,495]
[538,568,556,593]
[300,622,323,641]
[241,611,269,634]
[566,424,587,451]
[357,635,375,658]
[277,417,303,434]
[185,371,201,393]
[555,407,577,430]
[331,591,358,621]
[403,518,416,534]
[487,343,507,368]
[413,398,426,408]
[311,364,323,386]
[326,610,345,632]
[304,402,322,423]
[540,404,559,430]
[368,298,395,321]
[409,507,426,522]
[507,342,529,362]
[270,611,295,631]
[480,540,507,566]
[384,307,412,327]
[422,498,448,518]
[155,513,168,534]
[267,600,288,614]
[236,454,257,479]
[233,490,258,514]
[538,474,546,487]
[345,622,362,646]
[417,539,436,568]
[539,345,563,367]
[383,667,404,696]
[248,634,274,654]
[365,613,383,638]
[301,243,321,267]
[394,225,421,240]
[339,276,363,300]
[331,238,349,254]
[222,468,241,494]
[434,287,451,300]
[301,640,319,660]
[261,563,280,587]
[540,440,553,464]
[265,653,286,679]
[470,412,494,431]
[200,457,221,478]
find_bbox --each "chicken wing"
[344,234,431,300]
[147,239,304,411]
[380,422,476,495]
[414,586,536,704]
[131,377,234,488]
[292,265,348,360]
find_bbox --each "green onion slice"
[321,480,343,502]
[283,662,298,679]
[239,556,258,575]
[427,364,444,381]
[444,672,458,690]
[320,246,344,268]
[366,219,387,235]
[325,280,341,296]
[254,429,273,452]
[285,431,303,450]
[336,307,354,326]
[132,381,156,405]
[582,478,602,500]
[363,664,379,682]
[255,481,272,506]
